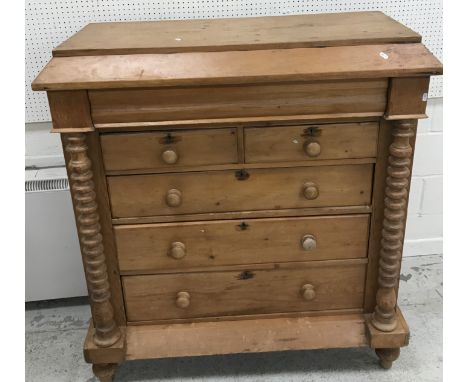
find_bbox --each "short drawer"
[244,122,378,163]
[122,262,366,321]
[101,128,238,172]
[107,164,373,218]
[115,215,370,272]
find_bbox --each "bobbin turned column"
[64,133,121,348]
[371,119,415,332]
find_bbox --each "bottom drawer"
[123,262,366,322]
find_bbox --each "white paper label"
[379,52,389,60]
[422,93,428,101]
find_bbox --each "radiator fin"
[25,178,69,192]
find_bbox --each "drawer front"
[108,164,373,218]
[115,215,370,272]
[101,128,238,172]
[245,122,378,163]
[123,262,366,321]
[89,79,387,124]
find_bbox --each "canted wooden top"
[53,12,421,57]
[32,12,442,91]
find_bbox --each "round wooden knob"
[176,291,190,308]
[168,242,186,259]
[166,189,182,207]
[301,284,316,301]
[161,149,178,164]
[304,141,321,157]
[301,234,317,251]
[303,182,319,200]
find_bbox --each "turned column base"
[92,363,118,382]
[371,313,398,332]
[375,348,400,369]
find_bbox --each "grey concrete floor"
[25,254,442,382]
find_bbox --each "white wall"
[404,97,443,256]
[25,122,64,168]
[25,97,443,257]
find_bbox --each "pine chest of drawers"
[32,11,442,381]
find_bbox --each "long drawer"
[107,164,373,218]
[101,128,238,172]
[122,262,366,322]
[115,215,370,272]
[89,79,387,124]
[244,122,378,163]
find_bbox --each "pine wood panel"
[53,12,420,57]
[112,205,372,226]
[31,44,442,91]
[107,164,373,218]
[126,313,368,360]
[245,122,378,163]
[48,91,94,133]
[385,77,430,119]
[89,80,387,124]
[122,261,366,321]
[105,158,375,176]
[114,214,370,273]
[100,128,238,172]
[94,115,381,131]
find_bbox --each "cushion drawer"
[107,164,373,218]
[88,79,387,124]
[122,262,366,322]
[244,122,378,163]
[115,215,370,272]
[101,128,238,172]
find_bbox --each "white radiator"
[25,173,87,301]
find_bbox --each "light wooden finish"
[89,79,387,124]
[115,215,369,272]
[78,133,127,325]
[375,348,400,369]
[92,363,118,382]
[48,91,94,133]
[107,164,373,218]
[83,325,126,364]
[366,307,410,349]
[32,43,442,91]
[168,242,186,260]
[100,128,238,171]
[301,234,317,251]
[125,313,368,360]
[32,12,443,373]
[122,261,366,322]
[244,122,378,163]
[385,77,431,119]
[64,134,121,347]
[301,284,317,301]
[105,157,375,176]
[112,205,372,226]
[53,12,420,57]
[371,120,415,332]
[95,114,382,131]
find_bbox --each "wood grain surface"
[53,12,421,56]
[122,261,366,321]
[114,214,370,272]
[89,79,387,124]
[245,122,378,163]
[101,128,238,171]
[125,313,368,359]
[107,164,373,218]
[32,44,442,91]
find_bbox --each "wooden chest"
[32,11,442,380]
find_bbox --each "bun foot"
[93,363,118,382]
[375,347,400,369]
